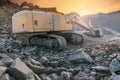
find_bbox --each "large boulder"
[68,49,93,63]
[39,57,49,66]
[39,74,51,80]
[0,67,7,77]
[49,61,58,68]
[27,58,45,74]
[56,67,68,75]
[48,73,60,80]
[74,71,95,80]
[60,71,73,80]
[1,57,14,66]
[110,56,120,74]
[45,67,56,74]
[91,50,107,57]
[0,0,9,5]
[109,74,120,80]
[74,76,95,80]
[8,58,41,80]
[91,50,107,62]
[0,61,5,66]
[0,74,10,80]
[92,66,110,74]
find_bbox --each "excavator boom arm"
[65,12,96,36]
[65,13,92,30]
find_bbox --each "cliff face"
[0,0,10,5]
[0,1,20,33]
[9,0,36,5]
[83,11,120,32]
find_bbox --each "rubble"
[60,71,73,80]
[0,67,7,77]
[26,58,45,74]
[1,57,14,66]
[56,67,68,75]
[39,56,49,66]
[0,1,120,80]
[109,74,120,80]
[73,71,95,80]
[49,61,59,68]
[39,74,50,80]
[92,66,110,74]
[45,67,56,74]
[8,58,41,80]
[0,74,10,80]
[0,61,6,66]
[48,73,60,80]
[109,56,120,75]
[68,49,93,63]
[74,76,95,80]
[91,50,107,57]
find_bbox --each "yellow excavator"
[12,10,103,49]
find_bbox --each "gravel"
[0,1,120,80]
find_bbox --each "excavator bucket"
[88,21,103,37]
[83,28,103,37]
[93,28,103,37]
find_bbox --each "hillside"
[83,10,120,32]
[0,1,62,33]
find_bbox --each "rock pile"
[0,53,95,80]
[0,46,119,80]
[0,1,120,80]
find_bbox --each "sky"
[10,0,120,16]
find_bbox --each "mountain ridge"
[83,10,120,32]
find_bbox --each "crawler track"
[14,33,67,49]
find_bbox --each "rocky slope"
[0,1,120,80]
[83,11,120,32]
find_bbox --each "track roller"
[71,33,85,44]
[29,34,67,49]
[57,32,85,44]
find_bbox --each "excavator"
[12,10,102,49]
